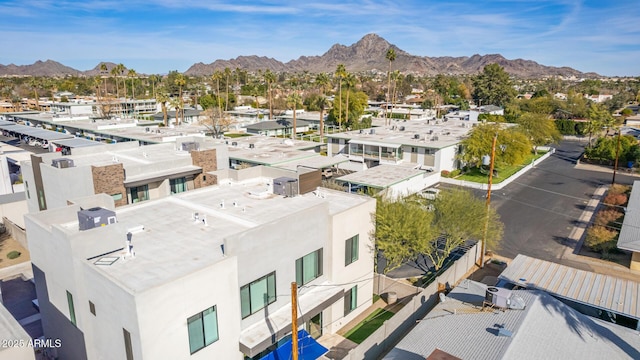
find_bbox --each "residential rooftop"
[384,279,640,360]
[335,163,435,188]
[29,181,371,293]
[327,117,477,149]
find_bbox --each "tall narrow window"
[344,286,357,316]
[123,328,134,360]
[66,290,76,326]
[170,177,187,194]
[129,185,149,203]
[345,235,359,266]
[240,272,277,318]
[295,249,323,286]
[187,306,219,354]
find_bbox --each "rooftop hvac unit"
[485,287,526,310]
[272,177,299,197]
[51,158,75,168]
[249,143,255,149]
[181,141,199,152]
[369,129,376,135]
[399,126,405,131]
[359,129,365,134]
[231,141,238,146]
[78,207,117,231]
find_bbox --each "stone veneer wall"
[91,163,128,207]
[191,148,218,188]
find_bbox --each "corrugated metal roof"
[499,254,640,321]
[617,180,640,251]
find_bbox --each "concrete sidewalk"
[560,183,640,281]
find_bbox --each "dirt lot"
[0,231,30,268]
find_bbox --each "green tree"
[516,112,561,153]
[127,69,137,100]
[374,196,436,274]
[99,63,109,96]
[459,124,532,168]
[198,94,216,111]
[429,189,503,270]
[472,63,517,107]
[224,67,232,111]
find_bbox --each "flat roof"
[0,123,74,141]
[274,154,350,171]
[617,180,640,252]
[498,254,640,321]
[52,137,102,148]
[327,117,477,149]
[336,164,429,188]
[47,182,370,293]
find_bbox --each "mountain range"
[0,34,598,78]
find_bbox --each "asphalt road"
[385,139,637,278]
[489,139,636,264]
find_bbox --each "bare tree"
[199,107,234,138]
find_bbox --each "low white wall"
[345,243,480,360]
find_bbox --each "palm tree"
[385,48,397,124]
[128,69,137,100]
[264,69,276,120]
[117,63,126,98]
[212,70,223,117]
[287,92,303,139]
[99,63,109,96]
[29,77,40,111]
[156,92,169,126]
[390,70,401,120]
[343,72,356,128]
[174,73,186,125]
[149,74,159,99]
[335,64,346,129]
[315,72,330,139]
[170,97,181,126]
[110,66,120,98]
[224,67,231,111]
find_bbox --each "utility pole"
[480,133,497,268]
[612,129,621,185]
[291,282,298,360]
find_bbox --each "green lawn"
[456,152,546,184]
[343,308,394,344]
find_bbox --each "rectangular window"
[66,290,76,326]
[345,235,359,266]
[89,301,96,316]
[187,306,219,354]
[240,273,276,319]
[344,286,357,316]
[111,193,123,201]
[123,328,134,360]
[296,249,323,286]
[170,177,187,194]
[129,185,149,203]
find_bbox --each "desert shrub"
[594,209,624,227]
[603,193,628,206]
[6,251,21,260]
[585,225,618,253]
[441,170,450,177]
[609,184,630,196]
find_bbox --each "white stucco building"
[25,176,376,359]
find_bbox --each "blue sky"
[1,0,638,76]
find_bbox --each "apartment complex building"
[25,175,375,359]
[21,139,228,213]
